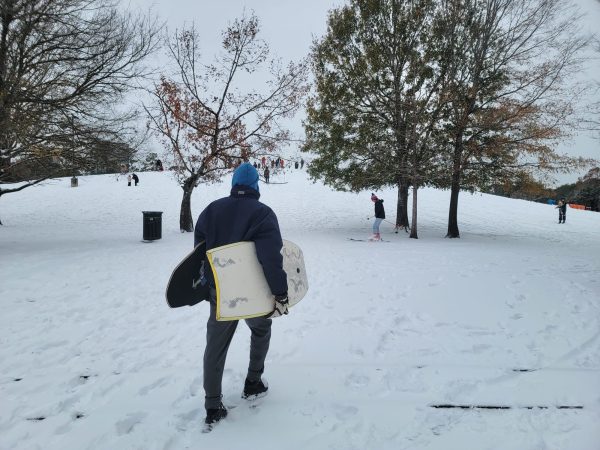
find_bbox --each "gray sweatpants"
[204,297,272,409]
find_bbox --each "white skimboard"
[207,239,308,321]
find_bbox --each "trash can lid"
[142,211,163,215]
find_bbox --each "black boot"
[243,378,268,399]
[205,403,227,425]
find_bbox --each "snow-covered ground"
[1,170,599,450]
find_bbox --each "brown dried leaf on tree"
[145,13,309,231]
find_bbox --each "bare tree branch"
[0,0,161,206]
[145,12,309,231]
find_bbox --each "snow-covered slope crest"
[1,170,599,450]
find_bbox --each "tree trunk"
[446,135,463,238]
[410,184,418,239]
[180,179,195,232]
[0,190,4,224]
[395,181,410,231]
[446,175,461,238]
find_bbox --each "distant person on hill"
[127,174,132,187]
[132,173,139,186]
[194,162,288,427]
[370,193,385,241]
[556,198,567,223]
[294,161,299,169]
[264,166,270,183]
[155,159,164,171]
[300,158,304,169]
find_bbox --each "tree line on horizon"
[0,0,598,232]
[492,166,600,212]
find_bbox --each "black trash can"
[142,211,162,241]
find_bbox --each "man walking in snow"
[194,162,289,427]
[370,193,385,241]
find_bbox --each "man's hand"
[267,294,289,318]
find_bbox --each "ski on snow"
[348,237,390,242]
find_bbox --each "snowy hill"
[1,170,599,450]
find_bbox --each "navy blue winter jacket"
[194,185,287,296]
[375,199,385,219]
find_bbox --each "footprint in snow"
[138,376,170,396]
[115,412,147,435]
[348,345,365,358]
[54,413,85,435]
[175,408,203,431]
[345,372,370,388]
[463,343,492,354]
[332,404,359,421]
[506,293,526,309]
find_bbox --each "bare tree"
[583,38,600,136]
[0,0,160,223]
[146,14,309,232]
[442,0,591,238]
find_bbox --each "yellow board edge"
[208,241,250,253]
[206,241,273,322]
[206,250,223,320]
[207,242,259,321]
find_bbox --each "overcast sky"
[130,0,599,185]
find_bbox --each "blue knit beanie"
[231,162,259,192]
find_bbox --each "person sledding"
[370,193,385,241]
